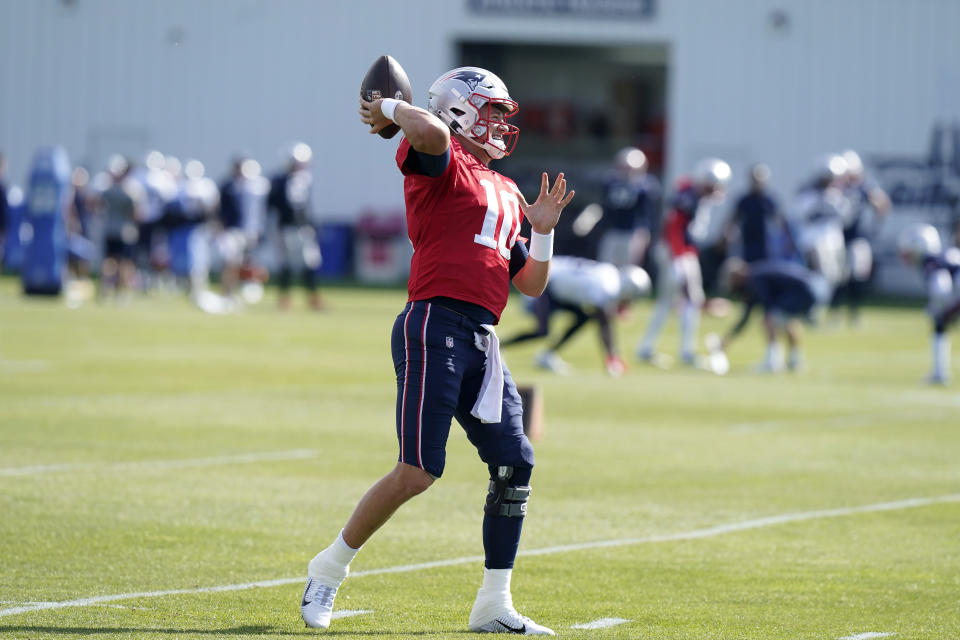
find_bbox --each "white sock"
[639,298,671,354]
[470,568,514,625]
[765,343,783,369]
[308,530,359,583]
[932,333,949,379]
[481,567,512,594]
[680,302,700,358]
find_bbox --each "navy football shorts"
[391,301,535,479]
[769,285,816,316]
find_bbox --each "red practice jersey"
[662,178,700,258]
[397,137,524,321]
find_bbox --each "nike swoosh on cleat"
[301,579,312,607]
[498,619,526,634]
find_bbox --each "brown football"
[360,55,413,139]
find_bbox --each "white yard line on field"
[0,359,51,373]
[333,609,374,620]
[1,493,957,618]
[839,633,896,640]
[571,618,631,629]
[0,449,317,477]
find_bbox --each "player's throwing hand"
[358,97,392,136]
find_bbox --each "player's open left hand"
[518,172,575,235]
[358,98,392,135]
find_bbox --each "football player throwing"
[300,67,573,635]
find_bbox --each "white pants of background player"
[637,242,704,364]
[926,264,960,383]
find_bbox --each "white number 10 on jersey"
[474,179,522,259]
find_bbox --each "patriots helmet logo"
[449,69,486,92]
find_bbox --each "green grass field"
[1,276,958,639]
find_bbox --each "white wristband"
[380,98,401,121]
[529,230,554,262]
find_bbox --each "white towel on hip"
[471,324,503,424]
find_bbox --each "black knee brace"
[484,465,531,518]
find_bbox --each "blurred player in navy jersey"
[898,223,960,384]
[97,155,146,300]
[268,143,322,311]
[728,163,785,263]
[636,157,730,368]
[716,257,830,373]
[502,255,650,376]
[131,150,178,289]
[0,152,8,267]
[596,146,659,270]
[216,155,269,303]
[300,66,573,635]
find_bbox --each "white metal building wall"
[1,0,958,219]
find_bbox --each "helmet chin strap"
[457,132,503,162]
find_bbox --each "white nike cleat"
[301,577,339,629]
[470,594,554,636]
[469,608,555,635]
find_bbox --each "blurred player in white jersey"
[898,223,960,384]
[831,149,891,324]
[502,256,650,376]
[788,154,849,292]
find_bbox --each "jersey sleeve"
[396,138,451,177]
[509,237,529,279]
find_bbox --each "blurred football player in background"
[268,142,323,311]
[0,152,8,268]
[830,149,891,325]
[216,155,269,304]
[96,154,146,300]
[727,163,790,264]
[898,223,960,384]
[688,161,733,295]
[502,256,650,376]
[716,257,831,373]
[178,159,222,311]
[636,157,730,369]
[63,166,97,304]
[788,153,849,293]
[596,146,660,270]
[300,66,573,635]
[131,150,178,290]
